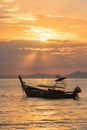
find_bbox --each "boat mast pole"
[19,75,24,87]
[18,75,25,96]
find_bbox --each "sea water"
[0,78,87,130]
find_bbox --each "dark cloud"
[0,40,87,75]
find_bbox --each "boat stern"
[73,86,81,94]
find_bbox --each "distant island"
[0,71,87,79]
[67,71,87,78]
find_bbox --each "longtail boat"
[19,75,81,99]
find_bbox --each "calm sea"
[0,78,87,130]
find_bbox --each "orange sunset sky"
[0,0,87,75]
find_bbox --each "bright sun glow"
[40,37,47,42]
[24,26,59,42]
[23,26,78,42]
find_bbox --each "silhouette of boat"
[19,75,81,99]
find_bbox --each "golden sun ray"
[19,53,37,74]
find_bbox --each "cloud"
[20,47,54,52]
[0,13,37,24]
[0,0,87,75]
[23,25,79,41]
[0,0,20,14]
[0,12,87,41]
[5,7,20,13]
[0,40,87,75]
[51,45,87,55]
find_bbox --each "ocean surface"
[0,78,87,130]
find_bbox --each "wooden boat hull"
[22,85,78,99]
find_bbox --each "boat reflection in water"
[19,75,81,100]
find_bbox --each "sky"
[0,0,87,75]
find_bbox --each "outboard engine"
[74,86,81,94]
